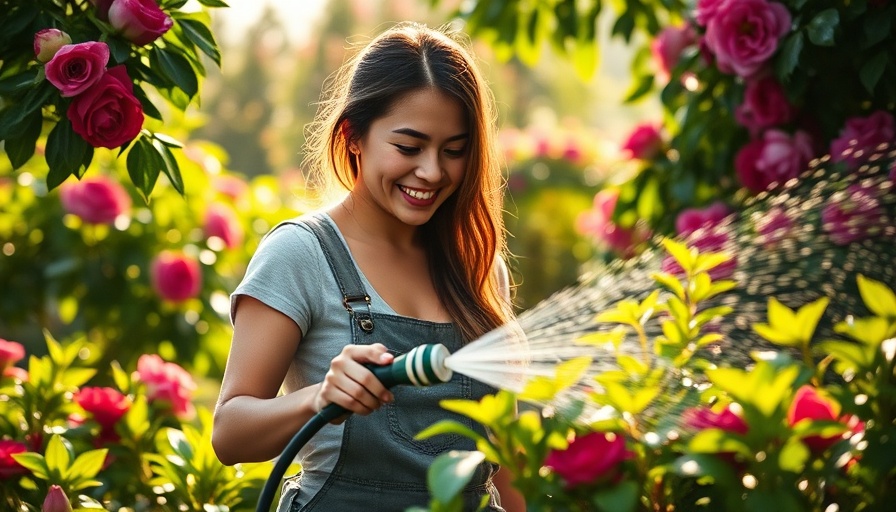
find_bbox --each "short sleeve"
[230,222,325,335]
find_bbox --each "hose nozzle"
[368,343,453,388]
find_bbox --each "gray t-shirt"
[230,212,398,509]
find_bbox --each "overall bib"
[291,214,504,512]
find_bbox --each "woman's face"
[353,88,469,227]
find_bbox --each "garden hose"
[256,343,453,512]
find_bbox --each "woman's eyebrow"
[392,127,469,142]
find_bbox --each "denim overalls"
[290,214,504,511]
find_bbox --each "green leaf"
[197,0,229,6]
[834,316,894,347]
[45,434,73,478]
[11,453,49,479]
[652,271,685,301]
[46,119,93,190]
[4,109,42,168]
[624,75,654,103]
[126,137,162,200]
[857,274,896,318]
[671,454,737,485]
[662,239,695,274]
[151,48,198,99]
[688,429,751,457]
[71,449,109,481]
[775,31,804,81]
[428,450,486,503]
[806,9,839,46]
[778,437,810,473]
[416,420,487,444]
[176,17,222,66]
[0,81,55,140]
[440,393,515,427]
[152,137,184,194]
[859,52,888,94]
[593,480,638,512]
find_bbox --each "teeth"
[400,186,435,200]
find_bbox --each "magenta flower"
[108,0,174,46]
[735,75,796,135]
[821,183,887,246]
[0,338,25,375]
[150,250,202,302]
[682,404,749,435]
[545,431,630,488]
[675,201,732,237]
[67,65,144,149]
[59,175,131,225]
[694,0,728,27]
[703,0,792,77]
[204,203,244,250]
[735,129,814,193]
[788,386,865,454]
[41,485,73,512]
[830,110,895,169]
[44,41,110,97]
[621,123,663,160]
[651,23,696,82]
[74,387,131,431]
[0,440,29,479]
[576,189,644,258]
[135,354,197,419]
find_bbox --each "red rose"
[694,0,727,27]
[135,354,197,419]
[621,123,663,160]
[204,203,244,250]
[33,29,72,63]
[735,75,796,136]
[44,41,110,97]
[703,0,792,77]
[544,431,630,488]
[74,387,131,430]
[150,250,202,302]
[682,405,749,435]
[108,0,174,46]
[59,175,131,225]
[735,129,813,193]
[0,338,25,374]
[674,201,731,237]
[788,386,864,453]
[651,23,696,82]
[830,110,895,169]
[67,65,144,149]
[0,439,30,479]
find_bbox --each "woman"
[212,22,524,511]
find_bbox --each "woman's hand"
[314,343,395,422]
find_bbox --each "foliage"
[0,332,276,511]
[415,241,896,511]
[0,0,227,198]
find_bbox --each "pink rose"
[135,354,197,418]
[651,24,696,82]
[735,129,814,192]
[755,206,795,247]
[0,439,29,479]
[42,485,73,512]
[33,29,72,63]
[67,65,144,149]
[150,250,202,302]
[788,386,864,453]
[821,183,887,246]
[576,189,643,258]
[830,110,895,169]
[44,41,110,97]
[59,175,131,225]
[694,0,727,27]
[682,404,749,434]
[703,0,792,77]
[89,0,115,21]
[675,201,731,236]
[212,175,249,201]
[545,431,630,488]
[0,338,25,374]
[204,203,244,250]
[108,0,174,46]
[621,123,663,160]
[74,387,130,430]
[735,76,795,135]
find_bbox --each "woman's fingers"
[315,343,396,416]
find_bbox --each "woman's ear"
[340,121,357,154]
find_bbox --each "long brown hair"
[303,22,511,341]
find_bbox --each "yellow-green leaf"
[662,238,695,273]
[652,271,685,300]
[857,274,896,318]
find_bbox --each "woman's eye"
[444,147,466,157]
[393,144,420,154]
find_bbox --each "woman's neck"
[329,194,421,250]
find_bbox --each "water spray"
[256,343,454,512]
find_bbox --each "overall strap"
[301,213,375,333]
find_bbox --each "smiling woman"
[211,22,526,512]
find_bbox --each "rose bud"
[150,250,202,302]
[108,0,174,46]
[41,485,73,512]
[34,29,72,63]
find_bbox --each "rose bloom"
[821,183,887,246]
[683,404,749,434]
[735,75,795,136]
[74,387,131,430]
[150,250,202,302]
[89,0,115,21]
[108,0,174,46]
[788,386,865,453]
[830,110,895,169]
[135,354,197,418]
[67,65,144,149]
[576,189,643,258]
[621,123,663,160]
[694,0,727,27]
[44,41,110,97]
[651,23,695,82]
[545,431,631,488]
[0,338,25,374]
[675,201,731,237]
[735,129,814,193]
[703,0,792,77]
[33,29,72,63]
[0,439,30,479]
[204,203,244,250]
[59,175,131,225]
[42,485,73,512]
[754,206,795,247]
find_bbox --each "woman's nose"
[415,151,443,181]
